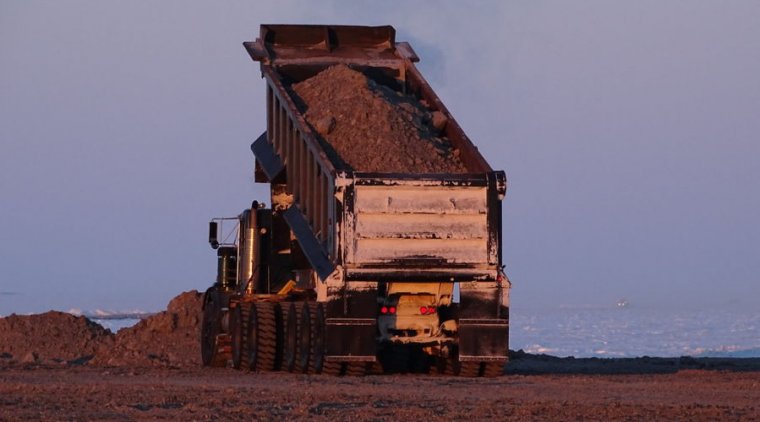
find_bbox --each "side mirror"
[208,221,219,249]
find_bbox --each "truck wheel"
[387,344,411,374]
[345,362,368,376]
[296,302,312,373]
[321,361,344,376]
[408,346,432,374]
[315,303,342,376]
[201,289,226,367]
[242,303,257,371]
[310,303,325,374]
[273,303,284,371]
[282,302,299,372]
[440,346,479,377]
[230,303,243,369]
[365,360,383,375]
[482,361,504,377]
[254,302,278,372]
[435,355,450,375]
[457,361,481,377]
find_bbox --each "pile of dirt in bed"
[0,311,113,365]
[91,290,203,367]
[291,64,469,173]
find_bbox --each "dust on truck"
[201,24,510,377]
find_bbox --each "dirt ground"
[3,294,759,420]
[2,358,758,421]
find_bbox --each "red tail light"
[420,306,428,315]
[389,306,396,314]
[427,306,436,314]
[380,306,388,314]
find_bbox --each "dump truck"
[201,24,510,377]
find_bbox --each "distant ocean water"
[81,305,760,358]
[511,305,760,358]
[93,318,143,333]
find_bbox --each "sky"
[1,1,759,315]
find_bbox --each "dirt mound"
[92,290,202,367]
[291,64,469,173]
[0,311,113,365]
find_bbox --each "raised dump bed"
[248,25,506,283]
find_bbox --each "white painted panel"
[354,238,488,264]
[355,186,487,214]
[347,184,492,266]
[355,213,487,240]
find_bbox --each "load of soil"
[91,290,203,367]
[291,64,469,173]
[0,311,113,365]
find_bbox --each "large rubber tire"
[296,302,312,374]
[438,346,479,377]
[297,303,321,374]
[345,362,368,376]
[408,346,432,374]
[282,302,299,372]
[244,302,278,372]
[482,361,504,378]
[457,361,481,377]
[436,355,454,376]
[230,303,244,369]
[259,302,279,371]
[365,360,383,376]
[310,303,325,374]
[201,289,226,367]
[387,344,411,374]
[322,362,345,376]
[273,303,284,371]
[241,303,256,371]
[315,303,342,376]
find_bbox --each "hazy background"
[1,1,758,315]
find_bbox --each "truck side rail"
[263,66,337,260]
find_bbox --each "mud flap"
[325,318,377,362]
[458,280,509,362]
[458,319,509,362]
